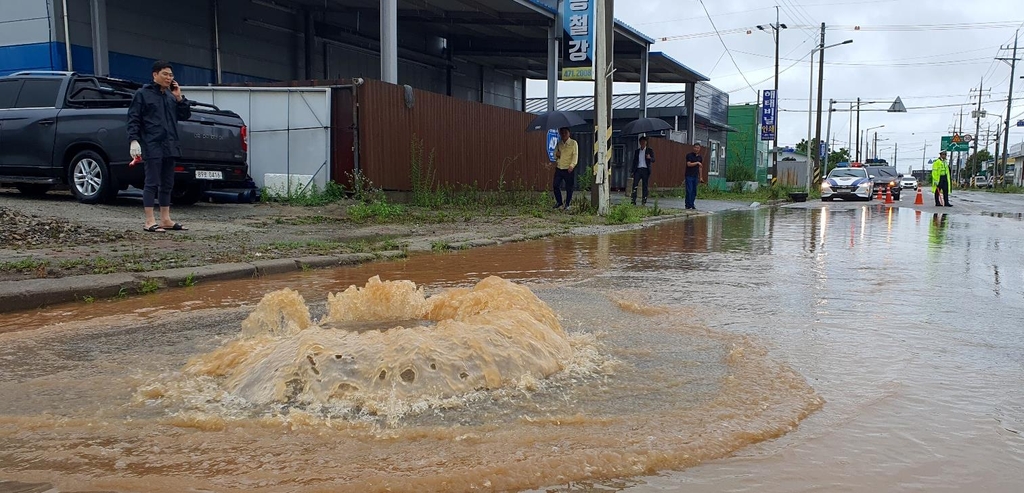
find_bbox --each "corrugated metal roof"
[525,92,686,113]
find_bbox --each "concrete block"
[253,258,301,277]
[0,273,138,314]
[141,263,257,286]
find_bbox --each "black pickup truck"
[0,71,247,204]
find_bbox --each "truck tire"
[171,184,204,206]
[15,184,52,196]
[68,150,118,204]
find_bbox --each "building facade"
[727,103,769,184]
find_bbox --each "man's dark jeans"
[632,168,650,204]
[685,175,699,209]
[553,168,575,207]
[934,176,950,206]
[143,157,176,208]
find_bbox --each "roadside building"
[727,103,769,185]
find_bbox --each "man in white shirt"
[631,136,656,205]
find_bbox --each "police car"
[821,166,874,201]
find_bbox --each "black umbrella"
[620,117,672,136]
[526,111,587,132]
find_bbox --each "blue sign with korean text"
[547,129,559,162]
[761,90,777,141]
[560,0,594,81]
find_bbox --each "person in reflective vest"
[931,150,952,207]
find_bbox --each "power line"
[697,0,756,97]
[659,20,1024,42]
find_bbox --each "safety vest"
[931,158,949,192]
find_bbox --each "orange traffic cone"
[876,186,884,201]
[885,187,894,204]
[914,187,924,205]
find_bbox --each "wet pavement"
[2,192,1023,492]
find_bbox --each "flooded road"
[2,201,1023,492]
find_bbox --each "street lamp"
[756,8,787,186]
[862,124,884,162]
[806,38,854,192]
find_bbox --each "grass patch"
[986,185,1024,194]
[0,258,49,272]
[431,241,451,252]
[658,184,818,202]
[347,201,407,223]
[139,279,160,295]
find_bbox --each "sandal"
[162,222,188,231]
[143,224,166,233]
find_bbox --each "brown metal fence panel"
[331,87,356,188]
[357,79,551,191]
[648,140,709,188]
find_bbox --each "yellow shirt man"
[555,136,578,171]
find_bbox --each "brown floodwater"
[1,204,1022,492]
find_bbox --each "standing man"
[932,150,952,207]
[553,127,578,211]
[684,143,704,210]
[631,136,656,206]
[128,60,192,232]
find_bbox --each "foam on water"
[185,276,573,410]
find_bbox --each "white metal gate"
[181,86,332,193]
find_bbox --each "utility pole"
[997,29,1019,188]
[994,122,1002,183]
[813,22,826,185]
[972,78,985,177]
[921,140,928,181]
[894,142,898,170]
[957,107,964,186]
[873,132,878,160]
[825,99,834,169]
[594,0,613,215]
[772,7,782,186]
[855,97,861,161]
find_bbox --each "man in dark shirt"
[684,143,704,210]
[127,60,192,232]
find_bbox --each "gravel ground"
[1,187,706,283]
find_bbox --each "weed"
[380,239,400,251]
[58,259,86,269]
[139,279,160,295]
[261,181,348,207]
[82,296,95,304]
[348,201,406,223]
[0,258,48,272]
[180,272,197,288]
[606,204,650,225]
[431,241,450,252]
[300,263,312,272]
[115,287,129,299]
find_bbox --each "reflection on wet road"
[2,202,1023,492]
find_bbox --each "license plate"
[195,170,223,180]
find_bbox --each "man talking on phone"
[127,60,192,232]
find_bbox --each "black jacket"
[127,83,191,160]
[631,146,656,174]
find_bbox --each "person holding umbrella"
[631,136,656,205]
[685,143,704,210]
[553,127,578,211]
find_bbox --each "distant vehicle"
[821,166,873,201]
[900,176,919,190]
[864,164,902,200]
[973,175,993,188]
[0,71,248,204]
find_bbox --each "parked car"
[821,166,873,201]
[973,175,993,188]
[900,176,919,190]
[0,71,248,204]
[865,165,902,200]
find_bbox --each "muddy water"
[2,205,1023,492]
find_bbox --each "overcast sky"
[526,0,1024,172]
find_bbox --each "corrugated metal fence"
[357,79,550,191]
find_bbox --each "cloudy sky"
[526,0,1024,172]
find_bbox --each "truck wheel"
[68,150,118,204]
[171,184,204,206]
[15,184,52,196]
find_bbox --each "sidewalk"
[0,197,757,314]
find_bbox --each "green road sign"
[941,135,969,152]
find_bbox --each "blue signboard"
[761,90,777,141]
[547,129,559,162]
[560,0,594,81]
[820,141,827,159]
[1017,120,1024,127]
